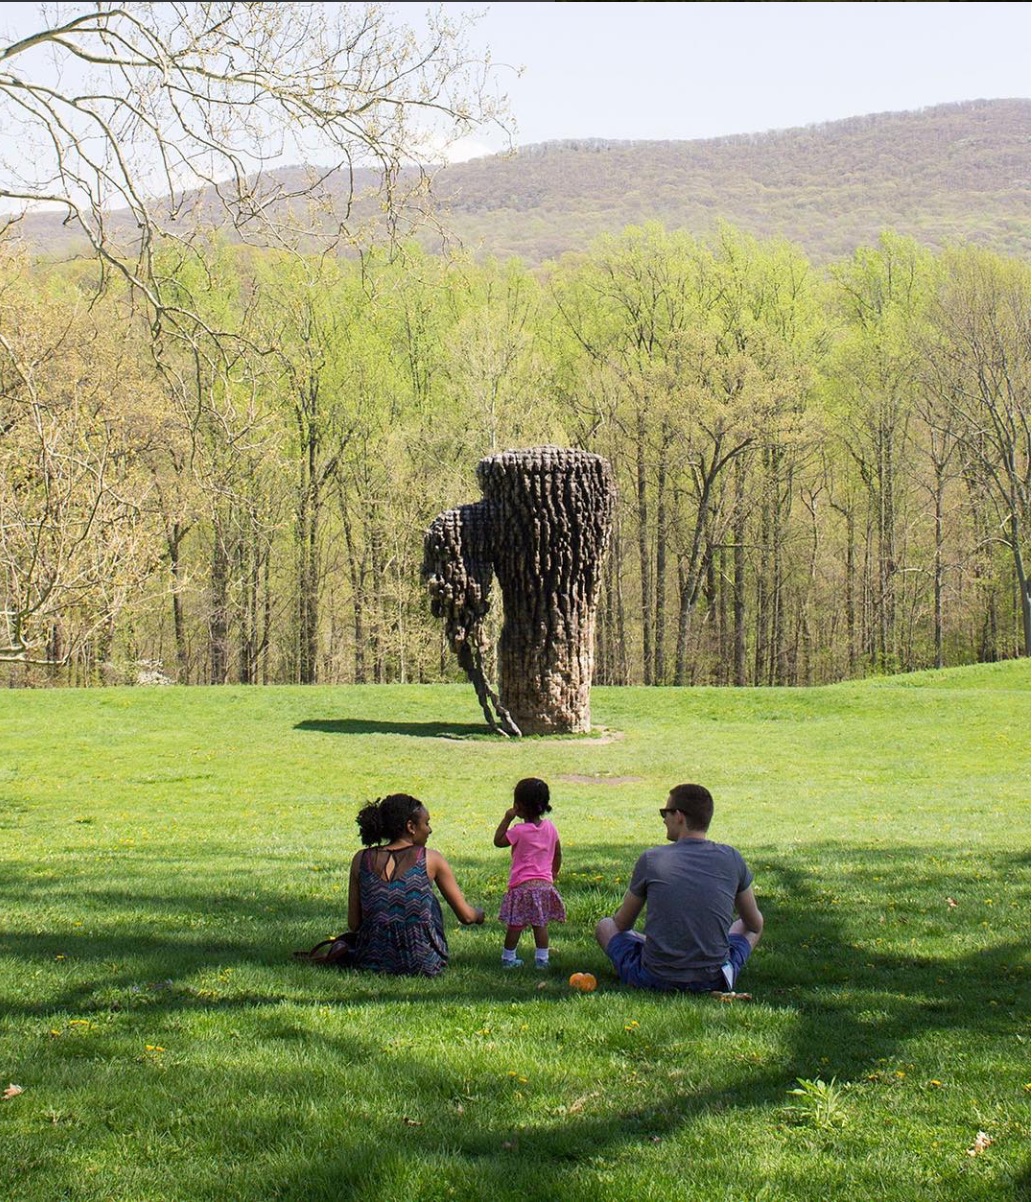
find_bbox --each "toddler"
[493,777,566,968]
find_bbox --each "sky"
[439,1,1032,160]
[0,1,1028,176]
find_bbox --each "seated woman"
[346,793,484,976]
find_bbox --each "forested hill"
[422,99,1030,263]
[13,98,1030,264]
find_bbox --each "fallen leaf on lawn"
[535,981,548,991]
[967,1131,993,1156]
[714,992,752,1002]
[3,1084,24,1100]
[402,1116,423,1126]
[567,1090,599,1114]
[946,897,958,908]
[501,1139,518,1150]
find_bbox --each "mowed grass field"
[0,661,1028,1202]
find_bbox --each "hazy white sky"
[443,1,1032,159]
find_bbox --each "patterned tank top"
[351,845,448,976]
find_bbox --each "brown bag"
[293,930,358,966]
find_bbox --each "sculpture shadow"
[294,718,492,739]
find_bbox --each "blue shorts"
[605,931,752,992]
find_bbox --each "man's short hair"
[668,783,714,831]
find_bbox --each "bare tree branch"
[1,2,513,327]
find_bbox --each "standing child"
[494,777,566,968]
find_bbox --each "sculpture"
[424,446,615,735]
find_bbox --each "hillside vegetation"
[15,99,1030,265]
[423,100,1030,264]
[2,101,1028,691]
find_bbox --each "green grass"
[1,661,1028,1201]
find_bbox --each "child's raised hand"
[493,806,519,848]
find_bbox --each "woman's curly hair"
[355,793,425,846]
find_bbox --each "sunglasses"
[659,807,683,818]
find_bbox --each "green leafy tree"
[551,223,711,684]
[827,233,934,672]
[694,226,824,687]
[921,246,1031,656]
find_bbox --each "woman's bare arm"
[346,850,363,932]
[427,848,485,925]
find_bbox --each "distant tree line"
[1,222,1027,688]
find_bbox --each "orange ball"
[569,972,597,992]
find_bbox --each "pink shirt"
[505,819,560,888]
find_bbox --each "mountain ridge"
[11,98,1030,265]
[421,98,1030,262]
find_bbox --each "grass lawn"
[0,661,1028,1201]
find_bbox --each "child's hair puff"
[514,777,551,818]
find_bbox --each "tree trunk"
[209,527,229,685]
[733,464,748,686]
[295,473,319,685]
[635,414,653,685]
[654,432,669,684]
[933,469,946,669]
[168,522,190,682]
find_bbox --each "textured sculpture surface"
[424,446,615,735]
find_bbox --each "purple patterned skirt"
[499,882,567,928]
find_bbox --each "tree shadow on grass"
[2,841,1027,1024]
[2,842,1028,1200]
[295,718,495,738]
[268,841,1028,1200]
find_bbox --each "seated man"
[595,783,763,992]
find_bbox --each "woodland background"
[2,99,1029,690]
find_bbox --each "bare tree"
[0,257,160,666]
[0,2,510,669]
[0,2,511,326]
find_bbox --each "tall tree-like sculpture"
[424,447,615,735]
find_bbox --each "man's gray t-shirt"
[628,838,753,985]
